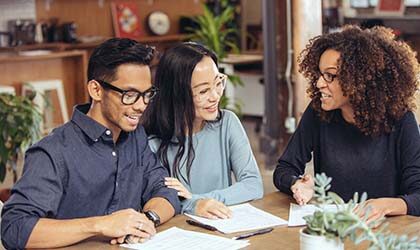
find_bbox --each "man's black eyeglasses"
[96,80,158,105]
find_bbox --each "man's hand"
[195,199,232,219]
[355,198,408,228]
[93,209,155,245]
[290,174,314,205]
[165,177,192,199]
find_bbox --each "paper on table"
[185,203,288,234]
[288,203,339,227]
[120,227,249,250]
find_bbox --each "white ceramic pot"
[300,228,344,250]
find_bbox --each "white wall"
[0,0,36,32]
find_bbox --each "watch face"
[148,11,170,36]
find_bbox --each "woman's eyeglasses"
[96,80,158,105]
[193,74,227,102]
[319,72,337,83]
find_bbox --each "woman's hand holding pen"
[165,177,192,199]
[291,174,314,205]
[195,199,232,219]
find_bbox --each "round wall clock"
[147,11,170,36]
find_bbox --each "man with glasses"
[1,38,180,249]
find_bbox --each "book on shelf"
[111,1,142,39]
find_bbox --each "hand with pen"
[290,174,314,205]
[165,177,232,219]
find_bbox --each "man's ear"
[87,80,103,102]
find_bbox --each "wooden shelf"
[0,50,87,62]
[0,50,88,116]
[0,34,189,53]
[136,34,189,43]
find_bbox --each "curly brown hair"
[299,25,419,136]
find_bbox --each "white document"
[185,203,288,234]
[120,227,249,250]
[288,203,339,227]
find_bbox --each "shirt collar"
[71,104,108,142]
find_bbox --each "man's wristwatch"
[145,210,161,227]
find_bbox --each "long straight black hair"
[142,42,219,184]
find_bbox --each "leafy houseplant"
[188,0,243,113]
[0,93,42,184]
[302,173,420,250]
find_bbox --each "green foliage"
[187,2,239,60]
[0,93,42,182]
[187,1,243,113]
[304,173,420,250]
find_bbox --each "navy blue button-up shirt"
[1,104,180,249]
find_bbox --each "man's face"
[100,64,152,133]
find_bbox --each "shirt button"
[105,130,111,136]
[112,151,117,157]
[94,139,98,142]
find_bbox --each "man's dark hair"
[87,38,155,82]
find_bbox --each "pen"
[232,227,274,240]
[186,219,218,231]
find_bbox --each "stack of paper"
[120,227,249,250]
[288,203,340,226]
[185,203,288,234]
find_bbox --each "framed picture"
[405,0,420,7]
[111,1,142,39]
[22,80,69,133]
[369,0,378,7]
[375,0,405,15]
[350,0,370,8]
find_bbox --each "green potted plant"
[187,0,243,113]
[301,173,420,250]
[0,93,42,200]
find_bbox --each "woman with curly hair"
[273,25,420,222]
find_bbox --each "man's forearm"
[143,197,176,224]
[26,216,101,248]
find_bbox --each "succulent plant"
[304,173,420,250]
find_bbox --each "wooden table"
[47,192,420,249]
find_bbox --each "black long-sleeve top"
[1,104,181,249]
[273,104,420,216]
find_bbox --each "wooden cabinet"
[0,50,88,116]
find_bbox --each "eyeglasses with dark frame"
[96,80,158,105]
[319,72,338,83]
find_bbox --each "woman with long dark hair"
[142,42,263,218]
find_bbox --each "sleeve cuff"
[181,195,205,214]
[2,216,39,249]
[400,194,420,216]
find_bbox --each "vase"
[300,228,344,250]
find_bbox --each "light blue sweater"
[148,110,264,214]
